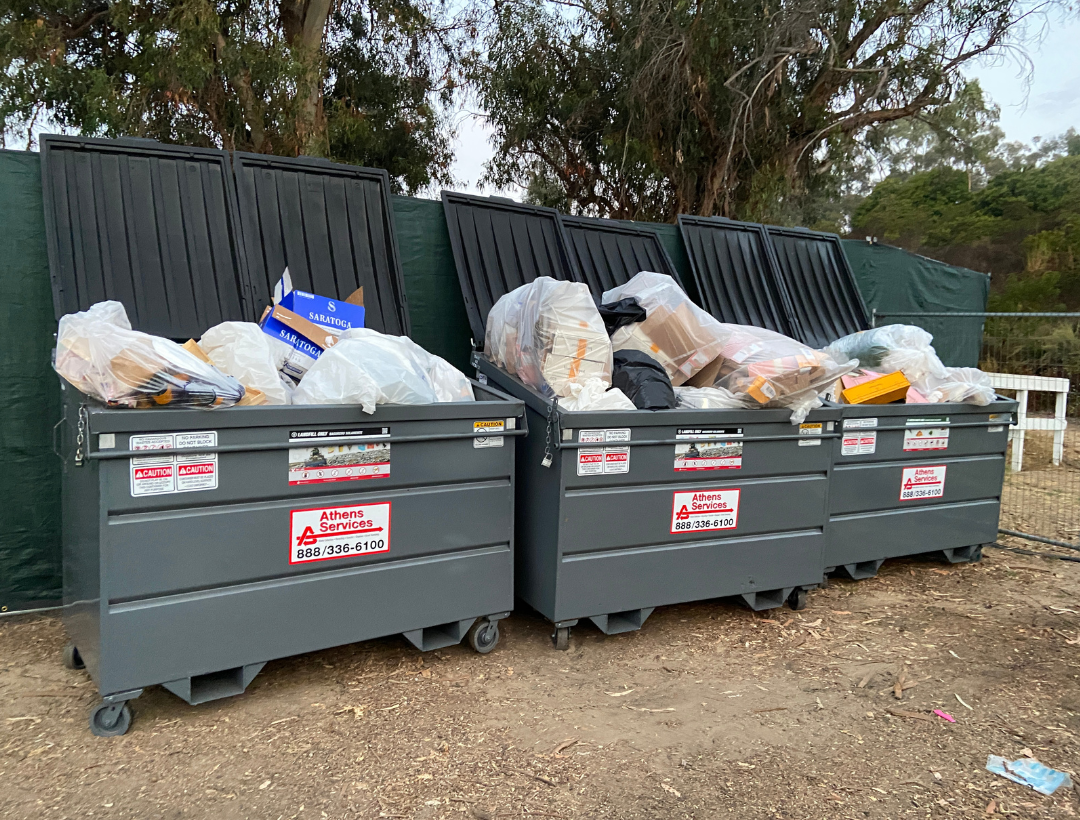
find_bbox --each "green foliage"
[474,0,1036,223]
[0,0,464,193]
[853,147,1080,310]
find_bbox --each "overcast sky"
[448,12,1080,196]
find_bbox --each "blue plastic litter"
[986,755,1073,796]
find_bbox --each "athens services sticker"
[290,502,391,564]
[671,489,741,534]
[899,465,947,501]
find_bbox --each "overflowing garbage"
[54,274,474,412]
[824,324,995,406]
[482,271,995,421]
[55,302,246,408]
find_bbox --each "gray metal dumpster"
[443,193,839,648]
[827,400,1017,578]
[43,136,523,736]
[749,223,1018,577]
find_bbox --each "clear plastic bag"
[199,322,294,405]
[692,324,857,423]
[602,272,727,385]
[674,385,756,410]
[558,378,636,411]
[825,324,995,405]
[484,277,612,398]
[919,367,996,405]
[824,325,948,385]
[54,301,245,408]
[292,328,473,411]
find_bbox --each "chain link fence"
[874,312,1080,553]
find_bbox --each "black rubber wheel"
[552,627,570,651]
[467,619,500,654]
[89,702,132,738]
[969,545,984,563]
[788,588,809,611]
[62,644,84,671]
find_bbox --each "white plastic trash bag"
[200,322,294,405]
[54,301,245,408]
[674,386,756,410]
[602,272,726,386]
[293,328,473,412]
[484,277,612,398]
[824,324,948,385]
[558,378,637,411]
[921,367,996,405]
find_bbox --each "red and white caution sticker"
[670,489,740,534]
[899,465,947,501]
[290,502,391,564]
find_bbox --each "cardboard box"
[278,286,365,333]
[841,370,910,405]
[258,304,341,381]
[612,303,724,386]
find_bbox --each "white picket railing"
[986,373,1070,471]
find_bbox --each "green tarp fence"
[0,150,991,611]
[0,152,63,612]
[842,239,990,368]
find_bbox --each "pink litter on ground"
[933,710,956,722]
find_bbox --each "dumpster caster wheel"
[969,545,984,563]
[467,619,500,654]
[552,627,570,651]
[62,644,84,671]
[89,702,132,738]
[788,588,809,611]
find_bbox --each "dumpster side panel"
[826,400,1016,571]
[558,530,823,618]
[512,401,564,621]
[827,500,1001,567]
[97,545,511,694]
[830,455,1006,515]
[60,409,103,682]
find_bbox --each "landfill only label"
[843,417,878,429]
[129,432,218,496]
[473,420,505,449]
[841,431,877,456]
[671,489,740,534]
[903,427,950,451]
[290,502,391,564]
[674,440,742,471]
[900,465,947,501]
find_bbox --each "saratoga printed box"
[278,287,365,333]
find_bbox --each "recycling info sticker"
[670,489,741,534]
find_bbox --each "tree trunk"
[280,0,333,156]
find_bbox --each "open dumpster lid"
[40,135,251,339]
[441,192,580,341]
[763,225,869,348]
[560,214,684,295]
[232,153,410,336]
[677,215,799,337]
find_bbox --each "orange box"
[841,371,910,405]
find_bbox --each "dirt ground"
[2,549,1079,820]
